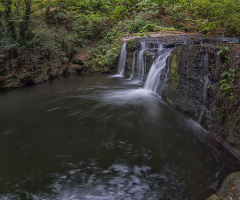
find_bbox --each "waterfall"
[141,41,147,50]
[144,48,173,92]
[130,51,136,80]
[116,42,173,94]
[131,42,147,81]
[131,42,161,82]
[136,49,146,81]
[117,43,127,75]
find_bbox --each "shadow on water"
[0,74,239,200]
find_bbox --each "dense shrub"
[0,0,239,73]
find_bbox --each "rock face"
[207,172,240,200]
[160,44,240,149]
[0,59,84,90]
[161,45,210,126]
[123,35,240,198]
[124,34,240,150]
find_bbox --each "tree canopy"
[0,0,239,74]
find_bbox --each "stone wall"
[0,60,84,90]
[160,44,240,150]
[124,35,240,150]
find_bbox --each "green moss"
[233,147,240,157]
[167,97,174,106]
[169,48,181,92]
[127,39,140,52]
[136,33,145,37]
[206,194,218,200]
[176,105,196,119]
[217,172,240,198]
[210,44,240,147]
[207,172,240,200]
[10,77,20,85]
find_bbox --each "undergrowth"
[0,0,239,73]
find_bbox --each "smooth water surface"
[0,75,239,200]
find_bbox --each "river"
[0,74,238,200]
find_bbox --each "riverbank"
[0,31,187,91]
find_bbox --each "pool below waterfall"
[0,74,239,200]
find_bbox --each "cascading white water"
[117,43,127,75]
[141,41,147,50]
[132,42,147,81]
[116,42,173,94]
[144,48,173,92]
[132,42,161,82]
[136,49,146,81]
[130,51,136,80]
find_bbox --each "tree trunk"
[19,0,31,42]
[2,0,16,40]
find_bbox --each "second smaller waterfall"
[136,49,146,81]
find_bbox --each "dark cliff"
[161,44,240,150]
[123,35,240,153]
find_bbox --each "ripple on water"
[102,89,158,105]
[108,74,125,78]
[10,162,187,200]
[2,129,16,135]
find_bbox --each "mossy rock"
[169,52,180,92]
[33,71,48,83]
[10,77,20,86]
[167,97,175,106]
[68,64,84,75]
[217,172,240,199]
[127,39,140,52]
[207,194,218,200]
[20,72,34,84]
[208,172,240,200]
[233,147,240,157]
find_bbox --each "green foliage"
[216,45,236,100]
[219,68,236,100]
[1,0,240,75]
[185,0,240,36]
[217,46,229,60]
[28,27,79,61]
[136,0,159,14]
[4,43,19,55]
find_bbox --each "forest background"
[0,0,240,78]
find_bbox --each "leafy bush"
[184,0,240,36]
[1,0,240,76]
